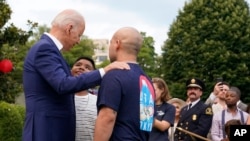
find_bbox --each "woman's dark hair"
[220,81,230,87]
[224,119,242,139]
[74,56,96,69]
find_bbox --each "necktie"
[188,103,192,110]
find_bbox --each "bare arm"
[213,82,222,96]
[94,106,117,141]
[153,119,171,131]
[247,115,250,125]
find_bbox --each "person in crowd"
[205,81,225,106]
[211,82,230,114]
[237,99,248,112]
[207,82,229,140]
[168,98,187,141]
[206,81,247,112]
[71,56,98,141]
[211,86,249,141]
[148,77,175,141]
[94,27,155,141]
[246,103,250,125]
[174,78,213,141]
[246,103,250,113]
[221,119,242,141]
[22,9,129,141]
[247,115,250,125]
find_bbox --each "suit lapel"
[179,101,202,122]
[41,34,71,75]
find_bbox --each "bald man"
[94,27,156,141]
[22,9,129,141]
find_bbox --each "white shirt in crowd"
[75,94,97,141]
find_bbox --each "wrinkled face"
[71,59,94,76]
[225,91,239,107]
[153,83,163,102]
[63,23,85,51]
[172,102,181,117]
[187,87,202,101]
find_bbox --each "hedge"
[0,101,25,141]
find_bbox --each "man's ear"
[65,24,73,35]
[115,40,121,50]
[116,39,121,45]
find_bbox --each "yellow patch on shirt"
[205,107,213,115]
[192,114,197,121]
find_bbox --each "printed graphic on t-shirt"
[139,75,155,132]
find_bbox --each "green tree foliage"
[62,36,96,67]
[31,24,50,41]
[96,60,110,69]
[0,101,25,141]
[0,0,36,103]
[138,32,159,78]
[154,55,164,78]
[0,0,27,47]
[162,0,250,102]
[0,45,23,103]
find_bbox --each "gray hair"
[51,9,84,30]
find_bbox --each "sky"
[6,0,190,55]
[6,0,250,55]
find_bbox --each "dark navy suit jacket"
[174,100,213,141]
[22,34,102,141]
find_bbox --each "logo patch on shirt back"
[139,75,155,132]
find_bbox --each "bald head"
[113,27,143,55]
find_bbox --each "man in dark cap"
[174,78,213,141]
